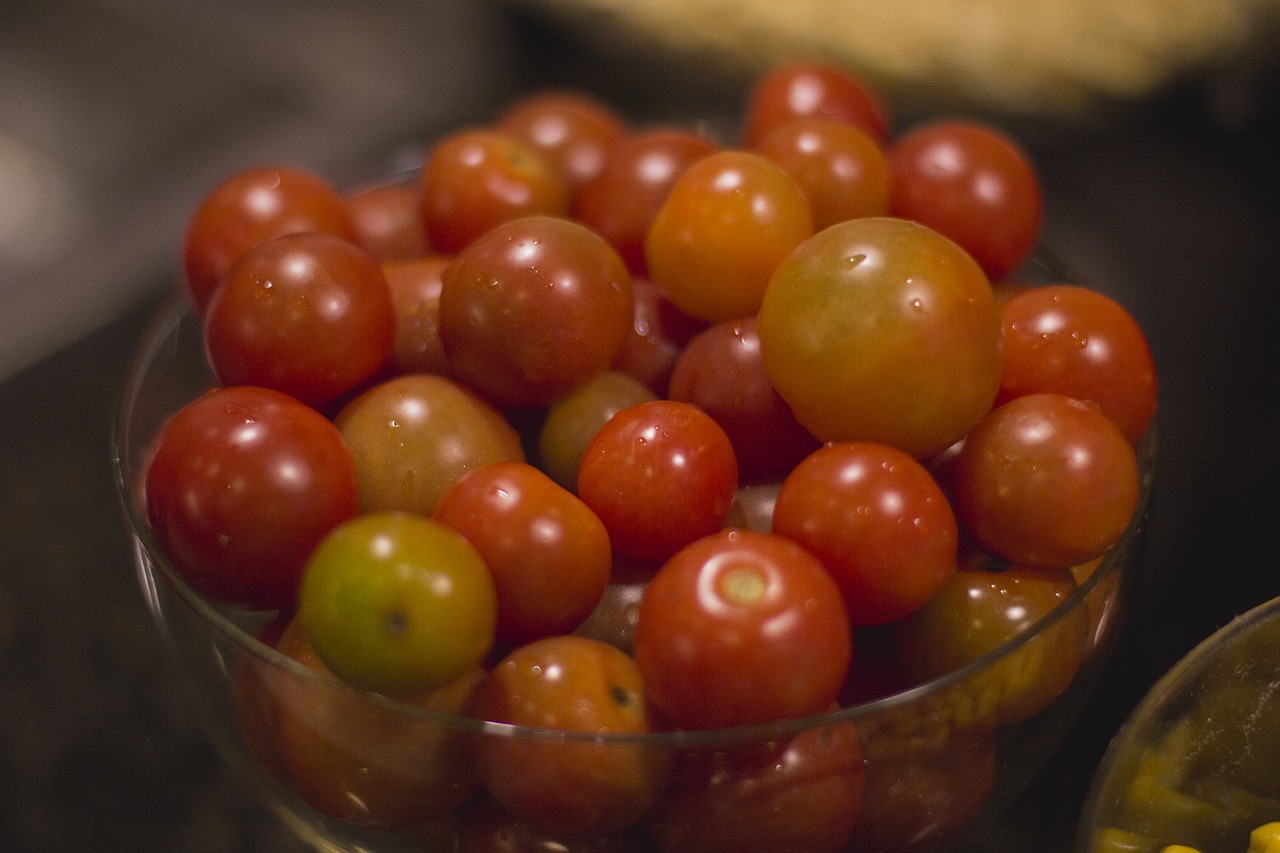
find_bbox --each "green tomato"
[299,511,497,695]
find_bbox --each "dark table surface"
[2,5,1279,851]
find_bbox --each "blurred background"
[2,0,1279,850]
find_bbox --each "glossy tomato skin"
[888,119,1043,280]
[183,165,358,314]
[645,150,814,323]
[496,90,630,194]
[575,128,720,275]
[433,461,612,645]
[753,117,891,230]
[633,528,851,729]
[742,62,890,146]
[383,254,452,377]
[610,276,708,397]
[997,284,1158,444]
[143,385,359,609]
[951,392,1141,568]
[263,614,485,827]
[537,370,657,491]
[439,215,635,408]
[757,216,1003,458]
[648,719,864,853]
[773,441,958,626]
[472,635,671,838]
[667,316,820,479]
[343,180,428,262]
[298,511,497,695]
[335,373,525,517]
[420,129,569,254]
[203,231,395,410]
[577,400,738,563]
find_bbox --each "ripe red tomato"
[997,284,1158,443]
[472,635,671,837]
[772,441,959,626]
[183,165,358,314]
[757,216,1003,458]
[496,90,630,194]
[439,215,635,408]
[383,254,452,377]
[419,129,569,254]
[951,392,1141,568]
[753,117,891,230]
[610,275,707,397]
[742,62,890,146]
[577,400,739,562]
[633,528,851,729]
[433,461,612,645]
[575,128,720,274]
[203,231,395,410]
[888,119,1043,279]
[667,316,820,479]
[645,150,813,322]
[343,180,428,261]
[143,385,359,609]
[648,719,865,853]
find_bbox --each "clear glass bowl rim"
[111,276,1157,748]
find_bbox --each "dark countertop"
[2,6,1279,852]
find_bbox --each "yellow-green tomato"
[299,511,497,695]
[757,216,1002,459]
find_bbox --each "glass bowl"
[1076,594,1280,853]
[113,247,1155,851]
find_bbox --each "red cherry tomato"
[472,635,671,837]
[439,215,634,408]
[773,441,959,626]
[577,400,739,563]
[419,129,569,254]
[888,119,1043,279]
[952,393,1141,568]
[610,275,707,397]
[383,254,452,377]
[997,284,1158,443]
[183,165,358,314]
[143,385,359,609]
[496,90,630,194]
[633,528,851,729]
[742,62,890,146]
[203,231,395,410]
[343,180,428,262]
[433,461,612,645]
[667,316,820,479]
[645,150,813,323]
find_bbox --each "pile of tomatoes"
[140,61,1156,850]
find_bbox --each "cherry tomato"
[183,165,358,314]
[753,117,891,229]
[667,316,820,479]
[334,373,525,517]
[648,719,865,853]
[997,284,1158,443]
[263,614,484,826]
[433,461,612,645]
[645,150,813,322]
[419,129,569,254]
[742,62,890,147]
[383,253,452,377]
[298,511,497,694]
[757,216,1003,458]
[537,370,657,492]
[203,231,395,410]
[575,127,719,274]
[610,275,708,396]
[143,386,358,609]
[439,215,635,408]
[772,441,958,626]
[344,180,428,261]
[496,90,630,194]
[472,635,671,837]
[951,392,1141,568]
[577,400,739,562]
[633,528,851,729]
[893,564,1088,725]
[888,119,1043,279]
